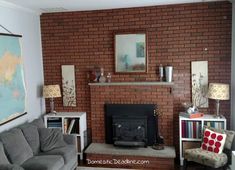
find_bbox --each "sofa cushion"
[39,128,66,152]
[19,124,40,155]
[0,128,33,164]
[0,164,24,170]
[30,117,45,128]
[41,145,76,164]
[0,141,10,164]
[22,155,64,170]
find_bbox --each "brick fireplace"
[89,83,174,145]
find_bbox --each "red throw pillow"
[201,128,226,154]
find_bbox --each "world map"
[0,34,26,125]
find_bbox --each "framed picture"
[191,61,208,108]
[115,32,147,73]
[62,65,76,107]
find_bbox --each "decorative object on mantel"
[115,32,147,73]
[0,32,27,125]
[88,66,101,82]
[165,66,173,82]
[61,65,76,107]
[106,73,112,83]
[99,68,106,83]
[152,106,164,150]
[191,61,208,108]
[208,83,229,118]
[159,64,163,82]
[43,85,61,114]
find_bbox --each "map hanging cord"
[0,24,13,34]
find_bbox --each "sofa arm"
[63,134,77,145]
[0,164,24,170]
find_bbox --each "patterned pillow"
[201,128,226,154]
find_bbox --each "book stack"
[64,118,79,134]
[47,117,62,129]
[180,112,204,119]
[181,120,201,139]
[205,121,224,129]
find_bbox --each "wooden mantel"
[88,82,174,86]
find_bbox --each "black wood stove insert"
[105,104,157,147]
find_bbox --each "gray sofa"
[0,118,78,170]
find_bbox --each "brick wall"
[41,1,232,157]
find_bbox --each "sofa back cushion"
[30,117,45,128]
[0,141,10,164]
[19,124,40,155]
[0,128,33,164]
[39,128,66,152]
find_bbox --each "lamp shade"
[43,85,61,98]
[207,83,229,100]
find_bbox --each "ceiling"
[1,0,224,14]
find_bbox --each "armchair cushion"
[185,148,227,168]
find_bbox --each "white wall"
[232,1,235,149]
[0,2,45,132]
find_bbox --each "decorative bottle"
[99,68,106,83]
[106,73,111,83]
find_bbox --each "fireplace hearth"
[105,104,157,147]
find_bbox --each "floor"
[78,160,210,170]
[78,165,230,170]
[78,160,231,170]
[77,167,131,170]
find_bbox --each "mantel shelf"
[88,82,174,86]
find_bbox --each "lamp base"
[214,99,222,119]
[152,143,164,150]
[213,114,223,118]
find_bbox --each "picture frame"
[114,32,148,73]
[191,61,208,108]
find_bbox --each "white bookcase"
[231,151,235,170]
[179,114,226,166]
[44,112,87,160]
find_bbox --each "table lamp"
[207,83,229,118]
[43,85,61,114]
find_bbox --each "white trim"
[0,0,226,14]
[0,1,40,15]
